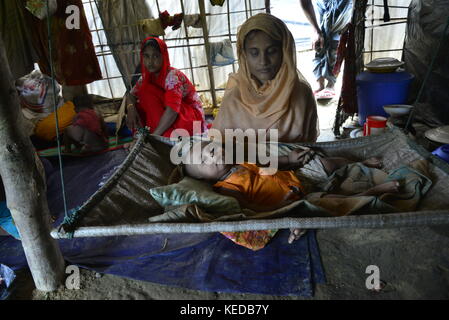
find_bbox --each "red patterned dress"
[131,37,206,138]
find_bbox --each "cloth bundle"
[210,39,235,66]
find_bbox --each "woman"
[212,13,319,143]
[210,14,321,249]
[126,37,206,137]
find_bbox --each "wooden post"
[265,0,271,13]
[198,0,218,108]
[0,38,65,291]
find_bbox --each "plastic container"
[356,70,414,125]
[432,144,449,164]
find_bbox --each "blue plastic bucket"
[356,71,414,125]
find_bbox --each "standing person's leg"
[323,0,353,91]
[312,0,327,93]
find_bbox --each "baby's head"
[182,141,232,182]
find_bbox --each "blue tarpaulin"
[0,150,325,297]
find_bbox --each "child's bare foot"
[288,228,307,244]
[363,181,401,196]
[362,157,383,169]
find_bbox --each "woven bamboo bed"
[51,128,449,239]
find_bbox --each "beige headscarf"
[211,13,319,143]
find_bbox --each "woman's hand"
[152,107,178,136]
[312,31,324,51]
[126,104,143,132]
[288,148,314,167]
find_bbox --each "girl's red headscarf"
[134,36,206,137]
[140,36,171,89]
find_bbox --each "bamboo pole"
[0,38,65,292]
[198,0,218,108]
[265,0,271,13]
[179,0,197,86]
[51,209,449,239]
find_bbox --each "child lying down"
[182,141,401,250]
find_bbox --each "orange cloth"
[214,163,304,251]
[34,101,76,141]
[214,163,304,207]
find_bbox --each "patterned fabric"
[215,163,304,250]
[221,230,278,251]
[214,163,304,206]
[131,37,206,137]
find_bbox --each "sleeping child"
[64,94,108,154]
[182,141,400,250]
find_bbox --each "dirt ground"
[9,225,449,300]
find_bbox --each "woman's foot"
[315,88,335,100]
[288,228,307,244]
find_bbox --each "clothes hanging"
[139,18,165,36]
[0,0,39,79]
[23,0,102,86]
[210,0,226,6]
[184,14,202,29]
[159,10,183,31]
[210,39,235,66]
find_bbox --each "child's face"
[185,143,232,181]
[143,46,163,74]
[244,30,283,85]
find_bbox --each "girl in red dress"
[126,37,206,138]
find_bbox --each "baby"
[182,141,400,248]
[64,94,108,154]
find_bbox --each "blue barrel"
[356,71,414,125]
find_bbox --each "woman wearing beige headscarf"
[212,13,319,143]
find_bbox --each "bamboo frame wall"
[82,0,270,107]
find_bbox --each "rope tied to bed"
[59,206,82,239]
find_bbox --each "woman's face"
[244,30,283,85]
[142,45,163,74]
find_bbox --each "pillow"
[149,176,241,214]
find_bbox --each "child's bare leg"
[362,157,383,169]
[319,157,353,175]
[320,157,383,175]
[323,180,401,198]
[359,180,400,196]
